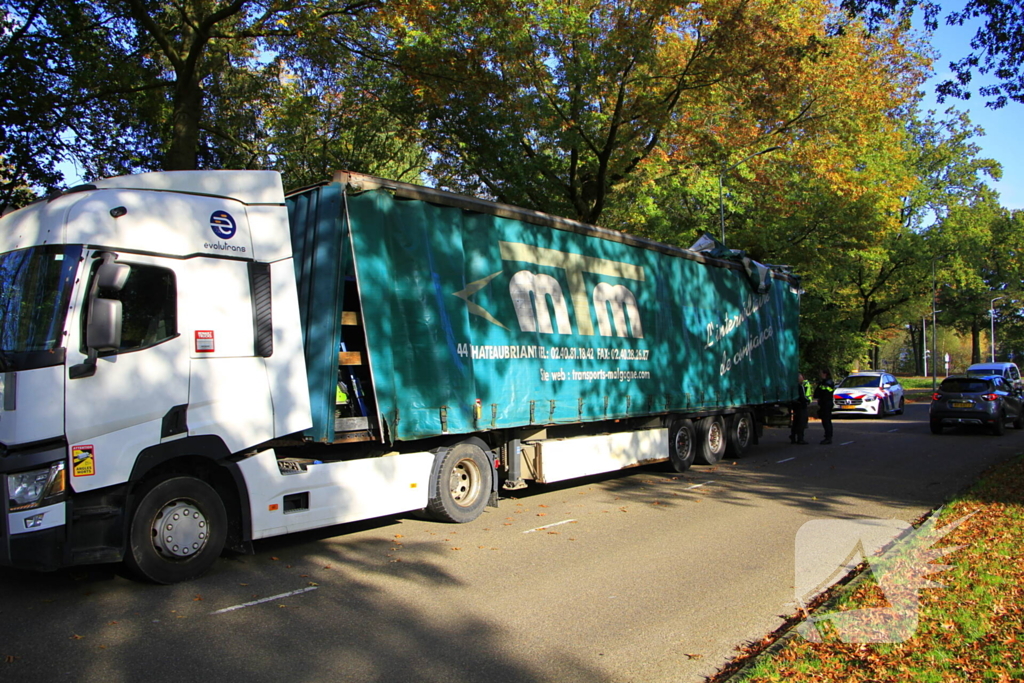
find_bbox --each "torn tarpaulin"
[688,232,773,294]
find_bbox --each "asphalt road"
[0,401,1018,683]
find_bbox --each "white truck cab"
[1,172,313,581]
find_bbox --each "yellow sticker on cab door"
[72,445,95,477]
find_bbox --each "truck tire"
[725,412,754,458]
[123,475,227,584]
[668,418,696,472]
[425,442,492,523]
[695,415,726,465]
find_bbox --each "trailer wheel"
[695,415,726,465]
[726,412,754,458]
[425,442,492,523]
[668,418,696,472]
[123,475,227,584]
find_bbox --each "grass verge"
[718,452,1024,683]
[897,376,941,391]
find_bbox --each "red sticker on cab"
[195,330,215,353]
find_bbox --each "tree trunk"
[165,76,203,170]
[971,320,982,364]
[907,324,922,376]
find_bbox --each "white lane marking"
[888,429,899,433]
[840,441,855,445]
[684,481,715,490]
[777,457,795,464]
[523,519,577,534]
[211,587,318,615]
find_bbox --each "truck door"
[64,252,190,492]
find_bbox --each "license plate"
[951,401,973,408]
[840,405,858,410]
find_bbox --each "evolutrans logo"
[203,240,247,253]
[204,210,246,253]
[210,210,236,239]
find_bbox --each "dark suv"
[930,375,1024,436]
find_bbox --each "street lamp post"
[718,146,782,244]
[931,258,941,391]
[991,296,1005,362]
[922,316,928,378]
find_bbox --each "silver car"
[965,362,1023,392]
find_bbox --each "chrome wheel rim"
[736,417,751,447]
[449,458,483,508]
[708,421,724,452]
[151,499,209,559]
[674,427,692,459]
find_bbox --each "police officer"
[815,368,835,444]
[790,372,812,444]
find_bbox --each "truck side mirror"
[86,298,123,351]
[96,262,130,291]
[70,259,130,379]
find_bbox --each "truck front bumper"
[0,521,67,572]
[1,440,71,572]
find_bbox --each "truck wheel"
[668,418,696,472]
[123,476,227,584]
[425,442,492,523]
[725,412,754,458]
[695,415,726,465]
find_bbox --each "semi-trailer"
[0,170,799,583]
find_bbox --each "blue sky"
[919,13,1024,210]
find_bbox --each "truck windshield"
[0,245,82,371]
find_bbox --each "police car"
[833,372,905,417]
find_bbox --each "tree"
[841,0,1024,108]
[0,0,163,210]
[374,0,867,224]
[934,197,1024,362]
[0,0,382,202]
[107,0,380,171]
[264,66,429,188]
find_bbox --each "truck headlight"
[8,461,67,512]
